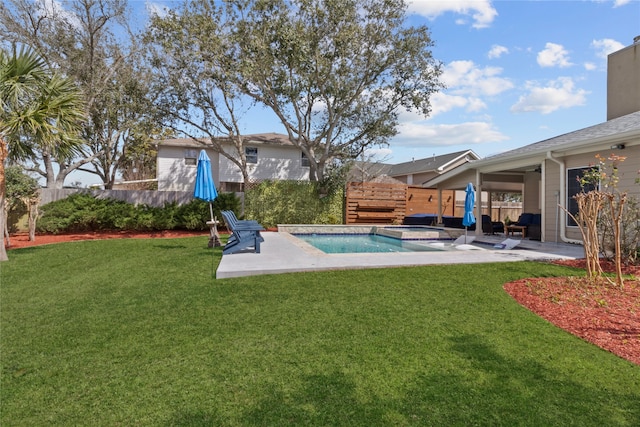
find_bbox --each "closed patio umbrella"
[462,182,476,243]
[194,150,220,247]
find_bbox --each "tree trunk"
[0,138,8,261]
[609,193,626,287]
[28,197,39,241]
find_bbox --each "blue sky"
[79,0,639,186]
[144,0,637,165]
[378,0,640,163]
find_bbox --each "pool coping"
[215,231,585,279]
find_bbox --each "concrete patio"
[216,232,585,279]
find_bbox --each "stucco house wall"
[522,172,541,214]
[608,39,640,120]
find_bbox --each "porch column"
[437,187,443,223]
[475,172,482,236]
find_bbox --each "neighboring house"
[156,133,310,192]
[423,38,640,244]
[348,150,480,185]
[387,150,481,185]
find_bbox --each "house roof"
[483,110,640,162]
[424,110,640,187]
[157,133,294,148]
[388,150,480,176]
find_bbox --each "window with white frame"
[184,149,197,166]
[567,166,598,227]
[245,147,258,164]
[301,152,310,167]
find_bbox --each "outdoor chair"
[506,213,538,238]
[481,215,504,234]
[220,210,265,255]
[223,210,262,229]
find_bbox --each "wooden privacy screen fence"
[345,182,457,224]
[345,182,407,224]
[405,186,456,218]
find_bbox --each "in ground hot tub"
[375,225,444,240]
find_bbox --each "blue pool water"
[294,234,443,254]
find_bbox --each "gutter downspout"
[546,151,582,244]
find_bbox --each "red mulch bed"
[6,232,639,365]
[505,259,639,365]
[5,230,207,248]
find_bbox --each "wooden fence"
[345,182,521,224]
[345,182,407,224]
[39,188,195,207]
[405,186,456,218]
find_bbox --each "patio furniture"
[482,215,504,234]
[506,224,527,238]
[506,213,541,239]
[222,210,261,228]
[220,210,265,255]
[206,219,222,248]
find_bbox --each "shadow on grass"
[208,335,640,426]
[166,411,223,426]
[5,246,48,255]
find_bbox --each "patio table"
[506,225,527,238]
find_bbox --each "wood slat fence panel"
[345,182,407,224]
[405,186,456,217]
[38,188,195,207]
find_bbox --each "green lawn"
[2,236,639,426]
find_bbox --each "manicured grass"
[2,237,639,426]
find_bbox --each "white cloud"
[407,0,497,29]
[363,147,393,162]
[583,62,596,71]
[488,44,509,59]
[510,77,588,114]
[614,0,632,6]
[37,0,82,29]
[395,121,509,147]
[591,38,625,59]
[146,1,171,18]
[537,42,573,68]
[442,60,514,97]
[428,93,487,116]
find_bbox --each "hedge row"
[244,180,343,228]
[36,193,240,234]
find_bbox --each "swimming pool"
[293,233,445,253]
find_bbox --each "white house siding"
[219,144,310,183]
[157,142,310,190]
[157,146,220,192]
[543,146,640,242]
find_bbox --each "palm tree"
[0,46,85,261]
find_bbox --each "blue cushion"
[515,213,535,226]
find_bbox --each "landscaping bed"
[505,259,639,365]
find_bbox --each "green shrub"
[37,192,241,234]
[245,180,343,228]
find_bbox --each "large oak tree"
[232,0,443,181]
[145,0,442,182]
[0,0,155,189]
